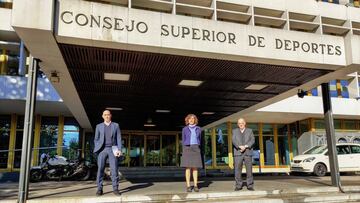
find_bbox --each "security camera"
[297,89,308,98]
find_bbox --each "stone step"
[2,186,360,203]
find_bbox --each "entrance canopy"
[60,43,330,130]
[10,0,360,130]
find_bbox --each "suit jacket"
[94,122,122,153]
[232,128,255,156]
[182,126,201,146]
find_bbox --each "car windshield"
[304,145,327,155]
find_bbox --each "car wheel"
[313,163,327,177]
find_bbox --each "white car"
[290,143,360,176]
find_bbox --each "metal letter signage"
[57,0,346,67]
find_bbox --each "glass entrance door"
[146,135,160,166]
[129,135,144,167]
[161,135,177,166]
[119,134,129,167]
[123,132,180,167]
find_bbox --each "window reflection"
[162,135,176,166]
[215,124,228,166]
[203,129,212,166]
[39,117,58,159]
[62,117,80,160]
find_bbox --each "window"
[334,120,341,130]
[311,88,318,96]
[340,80,349,98]
[329,80,349,98]
[119,134,129,167]
[262,124,275,166]
[350,145,360,154]
[299,120,309,135]
[322,0,339,4]
[329,80,338,97]
[0,0,13,9]
[344,120,357,130]
[315,119,343,130]
[39,117,58,159]
[62,117,80,160]
[203,129,212,167]
[84,132,95,163]
[315,119,325,129]
[353,0,360,8]
[278,124,290,165]
[161,135,176,166]
[14,116,24,168]
[289,123,298,156]
[146,135,160,166]
[215,124,228,166]
[336,145,350,155]
[0,115,11,168]
[13,116,36,168]
[0,49,20,76]
[304,145,328,155]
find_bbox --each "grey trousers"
[234,155,253,188]
[96,147,119,191]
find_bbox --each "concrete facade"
[9,0,360,131]
[1,0,360,173]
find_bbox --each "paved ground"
[1,174,359,201]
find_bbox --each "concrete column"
[18,57,39,203]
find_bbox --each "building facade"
[1,0,360,174]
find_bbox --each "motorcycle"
[30,153,92,182]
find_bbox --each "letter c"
[60,11,73,24]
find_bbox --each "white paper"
[112,146,119,156]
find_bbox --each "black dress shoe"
[113,190,121,196]
[247,187,254,191]
[234,187,243,191]
[96,190,103,196]
[186,187,192,192]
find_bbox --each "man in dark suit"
[94,110,122,196]
[232,118,255,191]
